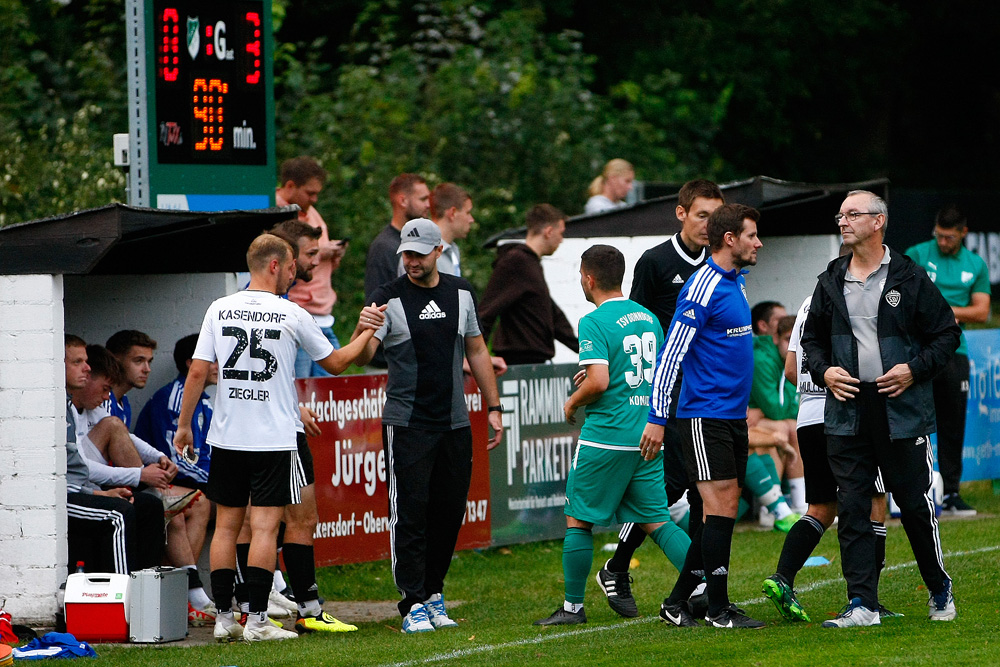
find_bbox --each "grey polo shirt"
[844,245,891,382]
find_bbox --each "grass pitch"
[78,481,1000,666]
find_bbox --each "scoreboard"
[126,0,275,210]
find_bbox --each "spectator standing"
[428,183,473,277]
[905,204,992,515]
[801,190,960,627]
[365,173,431,369]
[276,157,348,378]
[584,159,635,214]
[351,218,504,634]
[479,204,578,366]
[365,173,431,299]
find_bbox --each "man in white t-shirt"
[174,233,385,643]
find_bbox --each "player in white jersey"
[175,233,385,643]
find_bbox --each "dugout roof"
[484,175,890,247]
[0,203,298,275]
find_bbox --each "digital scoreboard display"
[152,0,267,165]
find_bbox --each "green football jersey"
[906,239,992,355]
[577,297,664,449]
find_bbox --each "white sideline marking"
[382,545,999,667]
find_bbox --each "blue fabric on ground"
[12,632,97,660]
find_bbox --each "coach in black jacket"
[801,190,961,627]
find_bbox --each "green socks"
[562,527,593,604]
[649,522,691,572]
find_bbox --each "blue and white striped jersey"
[648,257,754,422]
[135,376,213,487]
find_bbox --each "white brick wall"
[0,274,67,623]
[64,273,231,417]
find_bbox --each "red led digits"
[160,8,180,82]
[192,78,227,151]
[245,12,261,84]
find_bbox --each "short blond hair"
[247,233,293,273]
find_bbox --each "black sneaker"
[660,599,700,627]
[941,494,977,517]
[706,604,766,629]
[596,563,638,618]
[533,607,586,626]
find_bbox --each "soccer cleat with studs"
[659,599,700,627]
[533,607,586,626]
[706,604,766,629]
[596,562,638,618]
[762,574,810,622]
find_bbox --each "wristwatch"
[487,405,503,413]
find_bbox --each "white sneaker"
[758,506,775,529]
[821,598,880,628]
[401,603,435,633]
[269,588,298,614]
[929,581,957,621]
[243,622,298,642]
[213,613,244,642]
[424,594,458,628]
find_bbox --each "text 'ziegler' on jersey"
[229,387,270,401]
[615,311,655,328]
[217,309,288,323]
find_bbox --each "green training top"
[577,297,664,450]
[905,239,991,355]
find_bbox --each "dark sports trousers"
[67,491,164,573]
[932,353,969,495]
[797,423,838,506]
[383,424,473,617]
[827,384,949,610]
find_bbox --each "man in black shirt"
[353,218,504,634]
[597,179,725,619]
[364,173,432,368]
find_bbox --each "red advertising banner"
[295,373,492,567]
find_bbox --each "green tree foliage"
[0,0,126,225]
[274,1,729,331]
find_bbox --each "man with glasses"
[801,190,961,627]
[905,205,991,516]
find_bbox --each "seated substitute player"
[647,203,766,629]
[70,345,178,493]
[534,245,691,626]
[135,333,217,626]
[174,233,386,643]
[104,329,157,427]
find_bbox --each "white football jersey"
[787,295,825,428]
[194,290,333,451]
